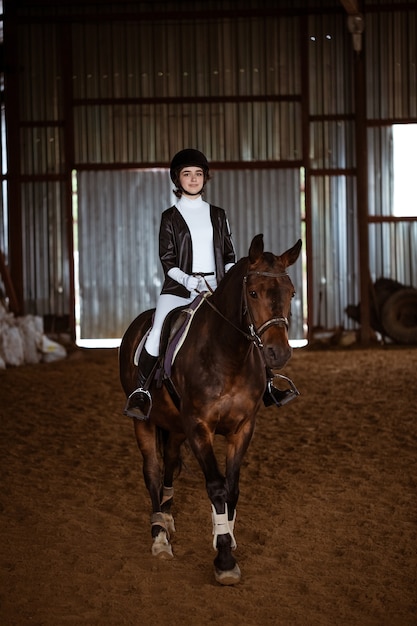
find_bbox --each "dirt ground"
[1,344,416,626]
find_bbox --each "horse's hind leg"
[133,421,174,559]
[159,432,186,536]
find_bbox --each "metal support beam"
[353,25,372,345]
[300,15,313,343]
[342,0,371,344]
[60,22,77,341]
[3,0,24,315]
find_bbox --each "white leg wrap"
[151,512,169,536]
[161,485,174,506]
[160,487,176,533]
[150,512,174,558]
[211,504,237,551]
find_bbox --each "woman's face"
[179,166,205,197]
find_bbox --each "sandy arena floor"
[1,345,416,625]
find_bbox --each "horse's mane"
[213,256,248,298]
[210,256,249,325]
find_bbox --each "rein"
[200,293,255,343]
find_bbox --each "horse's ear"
[282,239,302,268]
[249,234,264,263]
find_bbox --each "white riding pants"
[144,274,217,357]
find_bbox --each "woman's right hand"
[166,267,201,293]
[184,275,200,292]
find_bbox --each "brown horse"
[119,234,302,585]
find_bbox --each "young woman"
[124,148,236,419]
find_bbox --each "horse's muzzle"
[263,342,292,369]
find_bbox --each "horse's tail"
[156,426,183,478]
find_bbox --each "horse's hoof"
[153,544,174,559]
[151,530,174,559]
[214,563,241,585]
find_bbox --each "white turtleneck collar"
[176,195,207,211]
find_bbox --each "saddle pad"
[133,328,151,366]
[164,292,210,377]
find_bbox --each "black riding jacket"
[159,204,236,298]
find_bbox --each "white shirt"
[176,195,216,274]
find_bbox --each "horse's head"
[245,234,302,370]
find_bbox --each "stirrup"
[264,374,300,408]
[124,387,152,420]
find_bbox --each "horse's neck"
[196,294,252,360]
[210,294,242,323]
[212,261,247,326]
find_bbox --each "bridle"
[199,269,292,350]
[243,270,291,348]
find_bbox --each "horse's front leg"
[225,417,256,514]
[211,421,256,585]
[211,505,241,585]
[186,422,240,585]
[133,420,174,559]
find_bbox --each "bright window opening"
[393,124,417,217]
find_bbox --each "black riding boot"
[124,349,158,420]
[263,372,300,408]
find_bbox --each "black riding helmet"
[170,149,210,197]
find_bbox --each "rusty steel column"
[3,0,24,315]
[61,22,77,342]
[300,14,313,344]
[352,21,372,345]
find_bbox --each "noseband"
[243,270,290,347]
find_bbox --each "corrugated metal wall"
[0,11,6,261]
[204,168,304,339]
[71,14,301,164]
[1,1,417,342]
[367,8,417,120]
[72,8,305,339]
[308,10,358,330]
[21,181,69,315]
[77,170,166,338]
[8,16,70,318]
[367,9,417,290]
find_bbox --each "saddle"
[160,293,208,378]
[134,292,210,408]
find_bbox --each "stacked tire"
[380,288,417,344]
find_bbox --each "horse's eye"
[249,290,257,299]
[292,291,296,298]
